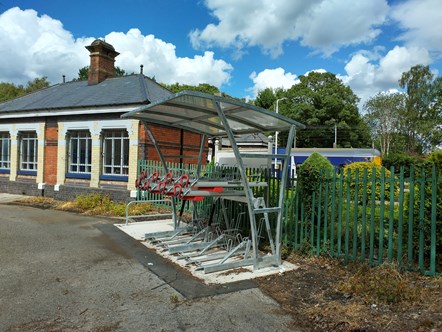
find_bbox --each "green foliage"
[298,152,334,195]
[404,154,441,267]
[382,153,432,177]
[0,82,24,102]
[253,87,286,110]
[0,77,50,102]
[428,151,442,170]
[73,193,153,217]
[76,66,126,81]
[283,71,370,148]
[164,82,220,94]
[363,92,406,156]
[399,64,442,153]
[25,76,50,93]
[342,162,395,202]
[297,153,334,223]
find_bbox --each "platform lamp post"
[274,97,287,175]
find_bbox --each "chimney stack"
[85,39,119,85]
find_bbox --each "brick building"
[0,39,205,201]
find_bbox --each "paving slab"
[0,193,30,203]
[116,220,298,285]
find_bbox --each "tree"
[282,72,370,148]
[0,82,25,102]
[254,87,286,110]
[163,82,220,95]
[77,66,126,80]
[363,92,406,156]
[25,76,50,93]
[0,77,50,103]
[399,64,442,153]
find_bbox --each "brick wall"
[0,177,43,197]
[140,124,208,164]
[0,177,131,203]
[44,121,58,185]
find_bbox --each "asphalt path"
[0,202,297,331]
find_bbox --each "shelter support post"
[214,101,261,269]
[275,125,296,265]
[143,121,178,229]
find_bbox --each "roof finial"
[140,64,144,75]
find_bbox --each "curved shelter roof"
[121,90,305,137]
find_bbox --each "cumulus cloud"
[0,7,92,84]
[190,0,389,57]
[339,45,432,108]
[0,7,233,88]
[248,67,299,98]
[105,29,232,87]
[390,0,442,55]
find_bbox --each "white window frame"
[0,132,10,170]
[102,130,129,176]
[68,131,92,174]
[19,132,38,171]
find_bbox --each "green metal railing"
[134,160,441,276]
[280,165,441,276]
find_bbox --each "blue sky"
[1,0,441,108]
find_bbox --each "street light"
[274,97,287,175]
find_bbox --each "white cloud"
[0,7,91,84]
[248,67,299,98]
[390,0,442,55]
[339,45,432,108]
[190,0,389,57]
[0,8,233,88]
[105,29,232,87]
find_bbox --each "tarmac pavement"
[0,197,298,331]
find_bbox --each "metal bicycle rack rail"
[122,90,304,273]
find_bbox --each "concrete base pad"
[115,220,298,285]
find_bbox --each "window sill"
[17,170,37,176]
[0,169,10,174]
[100,175,128,182]
[66,173,91,179]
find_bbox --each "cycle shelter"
[121,90,305,274]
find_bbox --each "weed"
[338,263,422,304]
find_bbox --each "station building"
[0,40,206,201]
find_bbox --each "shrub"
[342,162,396,203]
[296,152,334,232]
[74,193,104,210]
[297,152,334,196]
[382,153,431,177]
[405,153,442,268]
[73,193,154,217]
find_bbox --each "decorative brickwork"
[86,39,119,85]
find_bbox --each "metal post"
[213,101,260,269]
[274,97,287,175]
[143,122,178,228]
[275,125,296,265]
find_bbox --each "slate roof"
[0,74,172,114]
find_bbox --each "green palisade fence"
[282,164,441,276]
[135,161,441,276]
